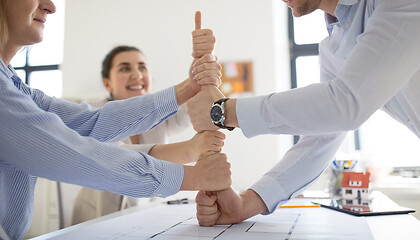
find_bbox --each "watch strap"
[214,122,235,131]
[212,98,235,131]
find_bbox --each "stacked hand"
[192,11,215,59]
[188,130,225,161]
[195,188,269,226]
[181,153,231,191]
[180,11,231,192]
[196,188,243,226]
[186,11,267,227]
[187,85,225,132]
[188,12,222,95]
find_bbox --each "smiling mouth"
[128,85,144,90]
[34,18,46,24]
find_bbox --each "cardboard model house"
[341,172,371,200]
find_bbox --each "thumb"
[195,11,201,30]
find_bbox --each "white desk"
[31,192,420,240]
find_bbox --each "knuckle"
[205,54,212,61]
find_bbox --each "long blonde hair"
[0,0,8,49]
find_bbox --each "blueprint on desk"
[48,204,373,240]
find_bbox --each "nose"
[132,70,143,81]
[132,70,143,80]
[41,0,57,14]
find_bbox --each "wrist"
[239,189,268,221]
[223,98,239,128]
[175,79,195,105]
[180,165,199,190]
[185,140,198,162]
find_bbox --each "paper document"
[48,203,373,240]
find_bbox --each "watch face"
[210,105,223,122]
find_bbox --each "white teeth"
[128,85,144,90]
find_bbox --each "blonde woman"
[0,0,230,239]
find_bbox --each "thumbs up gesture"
[187,11,221,93]
[192,11,216,59]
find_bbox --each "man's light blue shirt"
[0,59,184,239]
[237,0,420,212]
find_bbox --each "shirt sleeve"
[116,142,155,154]
[0,82,184,198]
[33,87,180,142]
[237,0,420,137]
[251,132,347,213]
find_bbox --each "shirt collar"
[325,0,359,34]
[338,0,358,6]
[0,58,18,79]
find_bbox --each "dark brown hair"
[101,45,144,79]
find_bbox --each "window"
[10,0,65,98]
[359,111,420,167]
[288,9,360,152]
[350,181,361,187]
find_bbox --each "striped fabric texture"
[0,59,184,239]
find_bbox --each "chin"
[27,35,44,45]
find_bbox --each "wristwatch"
[210,98,235,131]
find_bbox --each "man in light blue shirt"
[189,0,420,225]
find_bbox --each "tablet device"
[312,198,415,216]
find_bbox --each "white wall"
[62,0,292,192]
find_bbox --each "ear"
[102,78,113,93]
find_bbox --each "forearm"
[149,142,194,164]
[239,189,269,221]
[180,165,200,190]
[175,78,196,106]
[224,98,239,128]
[251,133,346,212]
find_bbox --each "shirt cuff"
[236,95,274,138]
[151,160,185,198]
[250,175,289,214]
[153,87,180,121]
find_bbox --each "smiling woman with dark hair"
[71,45,226,225]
